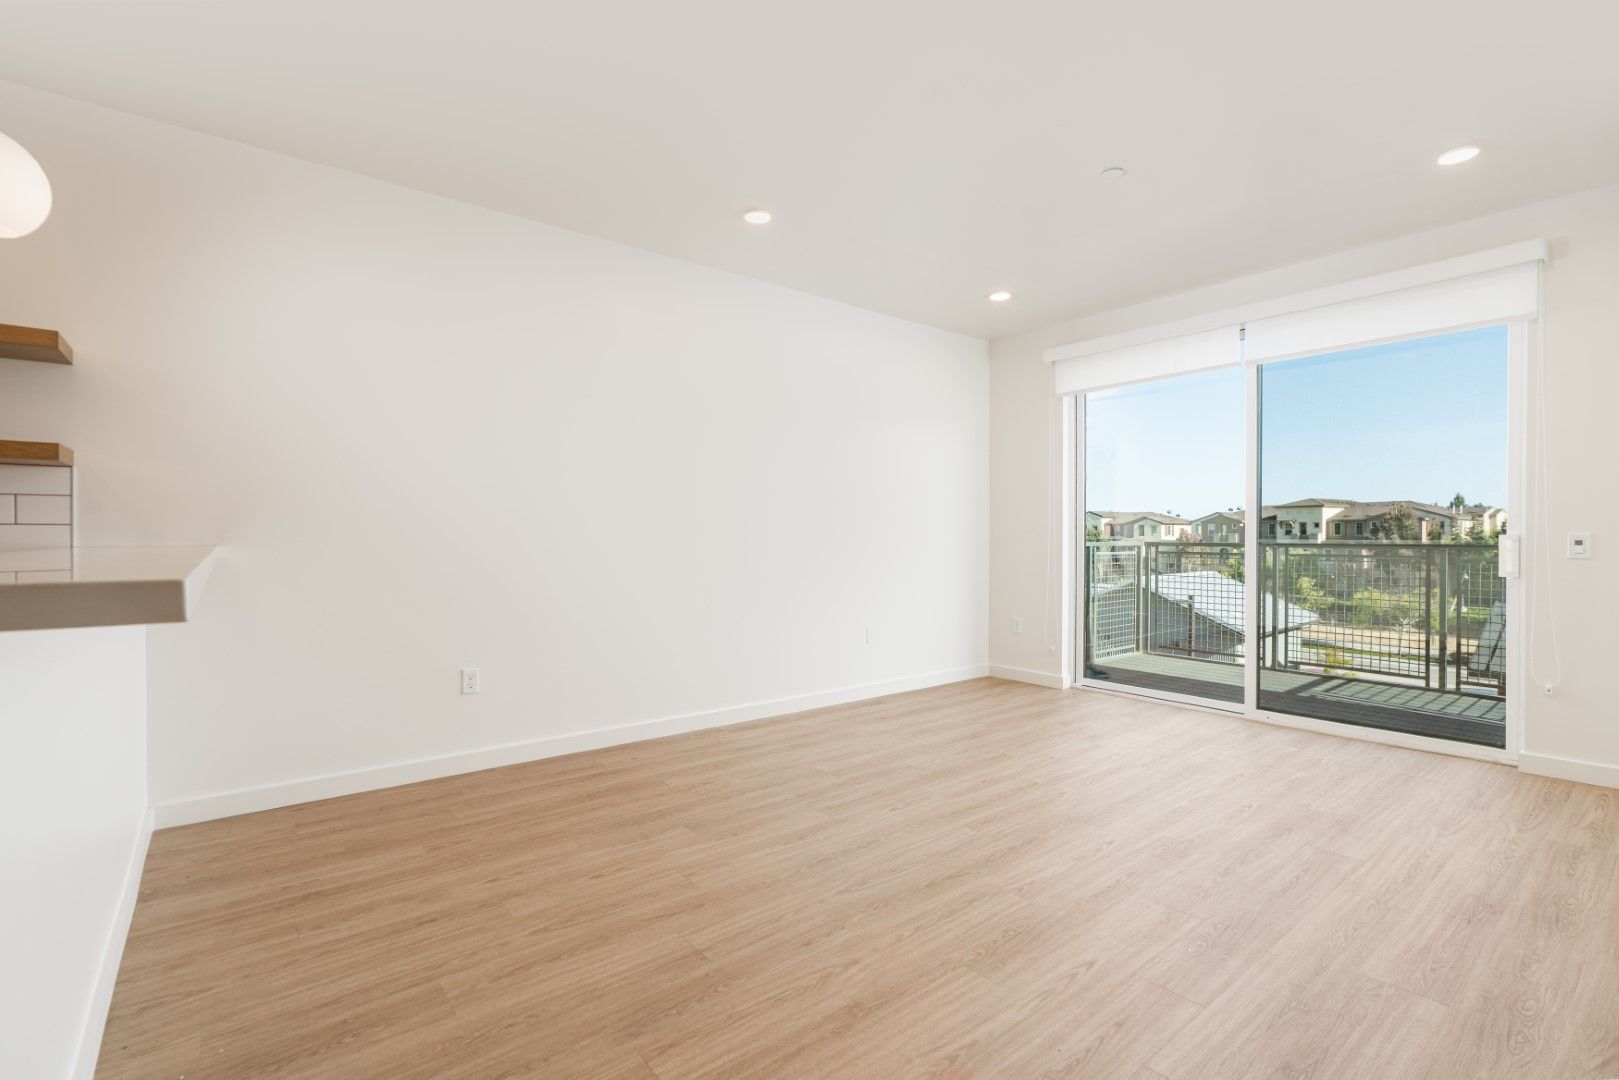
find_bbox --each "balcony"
[1084,541,1507,748]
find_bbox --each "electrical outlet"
[1011,617,1023,634]
[1568,531,1592,559]
[461,667,480,695]
[865,626,874,645]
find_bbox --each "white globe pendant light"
[0,128,52,238]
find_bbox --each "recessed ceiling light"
[1100,166,1127,179]
[741,208,772,224]
[988,290,1012,303]
[1437,145,1480,166]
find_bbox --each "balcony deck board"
[1088,651,1506,749]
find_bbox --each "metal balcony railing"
[1086,540,1506,699]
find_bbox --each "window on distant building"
[1355,522,1364,536]
[1333,521,1343,536]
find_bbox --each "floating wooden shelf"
[0,323,73,365]
[0,440,73,466]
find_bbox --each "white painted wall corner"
[72,806,153,1080]
[1517,751,1619,791]
[986,664,1066,689]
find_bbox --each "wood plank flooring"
[97,678,1619,1079]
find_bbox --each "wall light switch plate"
[461,667,480,694]
[1011,617,1023,634]
[1568,531,1592,559]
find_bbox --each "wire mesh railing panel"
[1263,542,1505,699]
[1142,543,1245,663]
[1452,546,1508,689]
[1269,545,1433,681]
[1086,544,1141,660]
[1085,540,1507,702]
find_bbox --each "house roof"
[1334,500,1457,521]
[1118,499,1488,528]
[1093,569,1319,633]
[1275,497,1355,508]
[1269,497,1458,520]
[1114,512,1190,526]
[1086,510,1176,521]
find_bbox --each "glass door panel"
[1083,366,1245,705]
[1256,326,1509,747]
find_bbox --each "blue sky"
[1084,325,1508,518]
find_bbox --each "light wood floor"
[98,678,1619,1079]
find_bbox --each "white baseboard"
[154,664,990,827]
[73,805,153,1080]
[1518,750,1619,790]
[987,664,1066,689]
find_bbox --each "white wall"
[0,627,150,1080]
[990,182,1619,782]
[0,81,989,818]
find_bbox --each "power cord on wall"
[1529,262,1563,696]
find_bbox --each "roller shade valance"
[1046,240,1545,395]
[1243,261,1540,364]
[1052,326,1240,396]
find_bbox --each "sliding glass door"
[1255,326,1510,748]
[1074,320,1518,753]
[1082,366,1245,705]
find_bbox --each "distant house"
[1111,512,1192,541]
[1090,569,1318,660]
[1086,511,1191,540]
[1260,497,1464,543]
[1191,511,1244,545]
[1333,500,1460,543]
[1261,497,1371,542]
[1456,504,1506,538]
[1096,499,1493,545]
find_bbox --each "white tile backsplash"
[16,494,71,525]
[15,569,72,583]
[0,524,73,551]
[0,546,74,572]
[0,463,72,496]
[0,464,74,544]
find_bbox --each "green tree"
[1449,492,1468,511]
[1292,575,1327,617]
[1350,588,1402,628]
[1383,505,1418,542]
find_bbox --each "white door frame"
[1070,324,1527,767]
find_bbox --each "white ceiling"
[1,1,1616,338]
